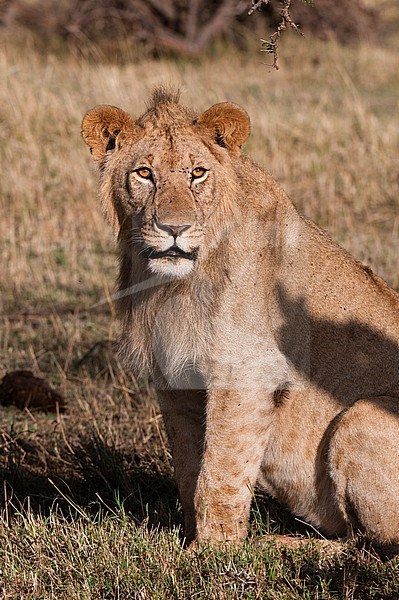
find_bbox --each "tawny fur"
[82,88,399,548]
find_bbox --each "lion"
[82,88,399,549]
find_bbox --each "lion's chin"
[147,257,195,279]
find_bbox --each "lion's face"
[82,93,250,279]
[121,132,226,278]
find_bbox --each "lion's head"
[81,89,250,279]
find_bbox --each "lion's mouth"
[142,245,198,261]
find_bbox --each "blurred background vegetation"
[1,0,398,61]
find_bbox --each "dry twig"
[249,0,307,69]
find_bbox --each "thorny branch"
[249,0,307,70]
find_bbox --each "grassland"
[0,24,399,599]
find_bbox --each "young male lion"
[82,89,399,548]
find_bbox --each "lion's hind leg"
[328,396,399,548]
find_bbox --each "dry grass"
[0,27,399,599]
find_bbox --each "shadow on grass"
[0,432,181,532]
[0,426,313,541]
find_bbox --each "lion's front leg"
[156,388,206,542]
[194,389,274,542]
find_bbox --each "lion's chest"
[130,280,291,391]
[203,295,292,390]
[209,329,290,390]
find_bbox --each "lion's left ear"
[196,102,250,155]
[81,105,142,166]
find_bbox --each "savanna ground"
[1,19,399,599]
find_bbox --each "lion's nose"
[155,222,192,237]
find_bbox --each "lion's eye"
[135,167,153,180]
[192,167,208,180]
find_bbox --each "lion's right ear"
[81,105,141,164]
